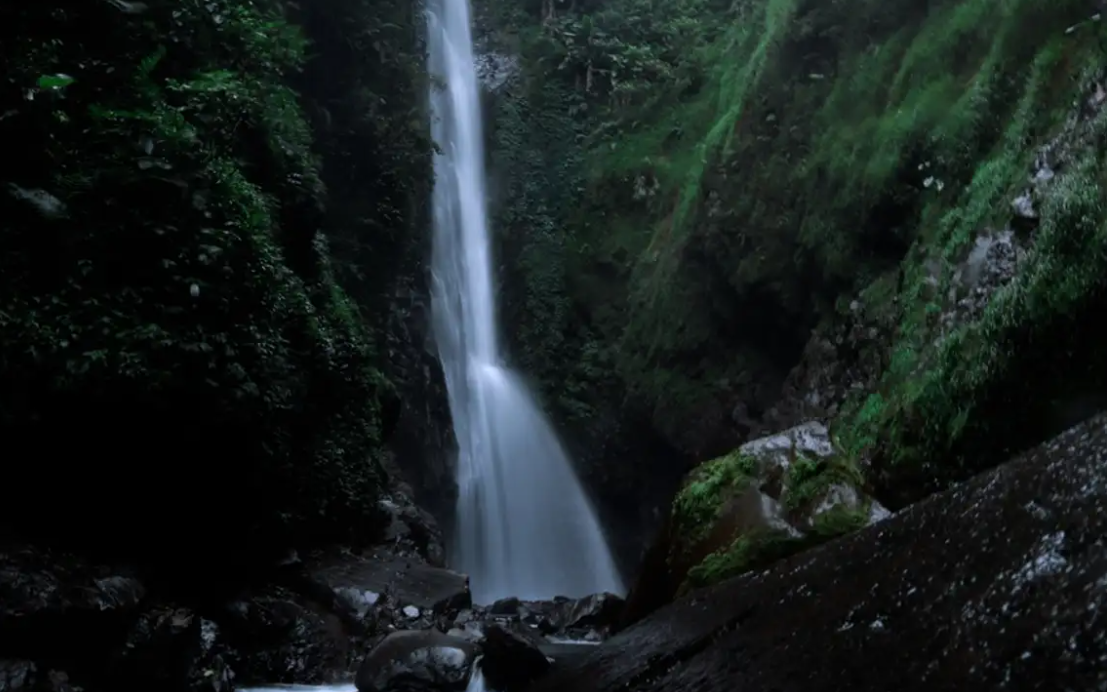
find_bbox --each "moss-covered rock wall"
[477,0,1107,555]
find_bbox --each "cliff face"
[475,0,1107,560]
[0,0,453,584]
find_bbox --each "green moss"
[832,25,1107,503]
[811,504,871,538]
[680,526,801,593]
[500,0,1095,448]
[679,500,870,593]
[781,452,863,514]
[671,450,759,542]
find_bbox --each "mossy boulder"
[619,422,889,627]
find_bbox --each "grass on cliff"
[834,18,1107,503]
[555,0,1105,484]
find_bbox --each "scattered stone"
[355,630,477,692]
[402,606,420,619]
[334,588,382,620]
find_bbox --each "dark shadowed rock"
[355,630,477,692]
[478,625,550,692]
[555,593,624,633]
[0,661,79,692]
[487,597,521,617]
[311,553,471,615]
[0,548,145,676]
[109,607,233,692]
[536,642,599,673]
[528,414,1107,692]
[219,586,347,684]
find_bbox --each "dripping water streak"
[426,0,624,604]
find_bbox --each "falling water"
[426,0,624,604]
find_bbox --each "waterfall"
[426,0,625,604]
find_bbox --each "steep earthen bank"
[531,413,1107,692]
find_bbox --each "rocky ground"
[529,412,1107,692]
[4,417,1105,692]
[0,461,624,692]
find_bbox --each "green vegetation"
[670,450,758,543]
[781,451,863,514]
[485,0,1107,509]
[0,0,429,572]
[681,526,799,593]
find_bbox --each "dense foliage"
[0,0,429,579]
[482,0,1107,513]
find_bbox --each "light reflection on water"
[240,685,356,692]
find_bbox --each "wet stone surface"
[528,414,1107,692]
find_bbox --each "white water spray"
[426,0,624,604]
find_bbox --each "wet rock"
[487,598,521,617]
[311,553,471,616]
[619,422,887,627]
[374,463,448,567]
[355,630,477,692]
[475,52,520,93]
[942,228,1025,336]
[544,594,624,635]
[219,586,347,684]
[0,661,79,692]
[530,413,1107,692]
[6,184,66,219]
[478,625,550,692]
[536,641,600,673]
[110,607,233,692]
[443,621,483,645]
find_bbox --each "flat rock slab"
[310,553,470,613]
[528,414,1107,692]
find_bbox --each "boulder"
[311,553,471,615]
[486,598,521,617]
[529,413,1107,692]
[518,594,623,639]
[478,625,550,692]
[355,630,477,692]
[620,421,888,627]
[555,593,623,634]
